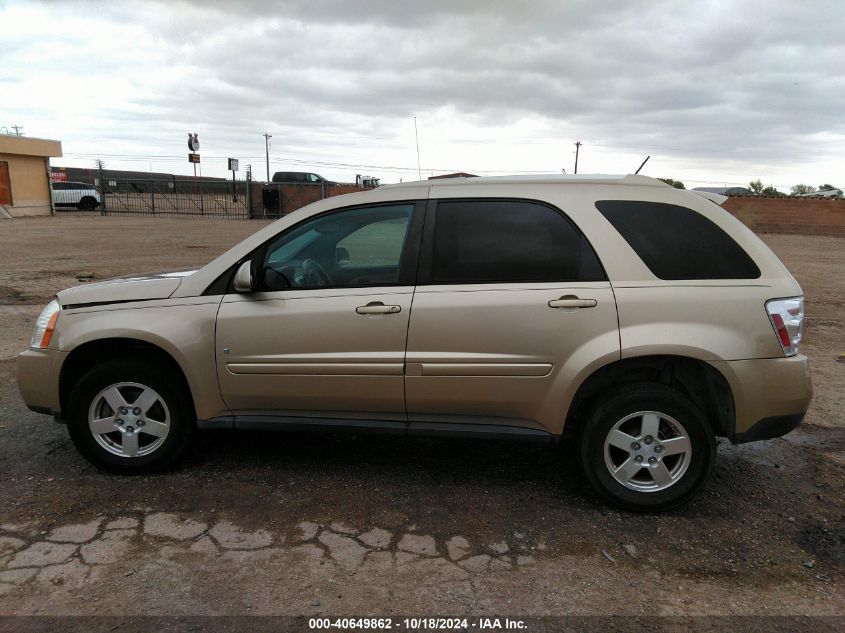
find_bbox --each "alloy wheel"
[87,382,171,458]
[603,411,692,492]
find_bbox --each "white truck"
[355,174,380,188]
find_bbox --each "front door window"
[261,204,414,290]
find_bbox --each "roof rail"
[382,174,670,188]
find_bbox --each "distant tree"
[748,179,764,195]
[790,184,816,195]
[818,183,837,191]
[658,178,685,189]
[761,186,783,197]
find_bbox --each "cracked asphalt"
[0,216,842,617]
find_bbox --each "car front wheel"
[66,358,193,474]
[578,384,715,512]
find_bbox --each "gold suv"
[17,175,812,511]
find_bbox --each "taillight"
[765,297,804,357]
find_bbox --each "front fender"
[55,297,227,420]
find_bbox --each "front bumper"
[17,348,66,417]
[711,355,812,444]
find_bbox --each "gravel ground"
[0,216,842,619]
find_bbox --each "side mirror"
[233,260,255,293]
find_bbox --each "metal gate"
[97,177,251,218]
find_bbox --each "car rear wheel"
[78,196,97,211]
[578,384,715,512]
[66,358,193,474]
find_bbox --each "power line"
[58,151,802,187]
[61,151,560,175]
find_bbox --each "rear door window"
[428,200,605,284]
[595,200,760,280]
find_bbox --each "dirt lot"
[0,216,842,622]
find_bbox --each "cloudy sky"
[2,0,843,188]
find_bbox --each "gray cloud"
[4,0,844,184]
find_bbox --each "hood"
[57,270,197,309]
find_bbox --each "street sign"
[188,153,201,164]
[227,158,240,203]
[187,133,200,152]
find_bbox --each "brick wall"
[722,197,845,237]
[281,183,365,214]
[249,183,369,218]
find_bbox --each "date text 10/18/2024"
[309,618,528,630]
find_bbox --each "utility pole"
[263,132,272,182]
[574,141,582,174]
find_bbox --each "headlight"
[31,299,61,349]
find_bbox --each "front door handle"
[356,301,401,315]
[548,296,598,309]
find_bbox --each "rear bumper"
[711,355,812,444]
[17,348,65,417]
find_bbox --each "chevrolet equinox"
[17,175,812,511]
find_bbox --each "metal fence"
[55,175,251,218]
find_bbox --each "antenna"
[634,155,650,174]
[574,141,582,174]
[414,117,421,181]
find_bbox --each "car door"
[216,201,424,421]
[405,198,620,435]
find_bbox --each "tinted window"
[272,172,306,183]
[595,200,760,280]
[262,204,413,290]
[431,200,605,283]
[336,217,409,267]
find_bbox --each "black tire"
[78,197,97,211]
[66,358,194,474]
[578,383,715,512]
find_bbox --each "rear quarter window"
[595,200,760,280]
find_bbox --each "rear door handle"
[356,301,401,315]
[548,296,597,309]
